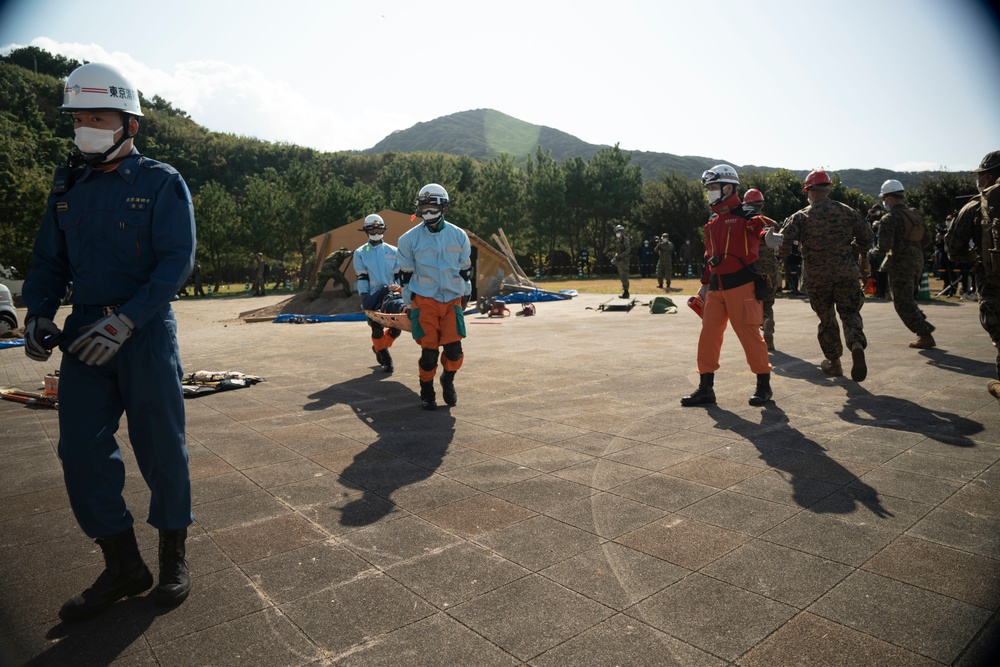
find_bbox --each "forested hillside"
[0,47,976,285]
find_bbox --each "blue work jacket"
[353,242,399,295]
[397,220,472,303]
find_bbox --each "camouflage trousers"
[313,270,351,298]
[806,280,866,361]
[656,261,671,285]
[761,264,780,322]
[889,266,934,336]
[617,263,630,292]
[980,278,1000,380]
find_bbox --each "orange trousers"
[697,281,772,375]
[371,327,398,353]
[411,294,466,382]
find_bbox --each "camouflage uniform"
[947,189,1000,380]
[312,247,353,299]
[779,198,873,363]
[878,204,934,338]
[655,237,673,288]
[757,221,782,348]
[612,234,631,296]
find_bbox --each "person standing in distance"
[611,224,631,298]
[877,179,936,349]
[398,184,472,410]
[655,233,673,290]
[355,213,401,372]
[776,170,873,381]
[21,63,196,621]
[681,165,773,407]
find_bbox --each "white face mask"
[615,232,622,238]
[707,188,723,205]
[368,234,383,242]
[74,126,121,155]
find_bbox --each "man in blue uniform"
[398,184,472,410]
[355,214,401,372]
[21,63,196,620]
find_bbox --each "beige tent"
[309,210,514,299]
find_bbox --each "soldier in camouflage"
[945,150,1000,402]
[744,189,781,351]
[311,247,353,299]
[877,180,935,349]
[655,234,673,290]
[776,170,873,382]
[611,224,631,298]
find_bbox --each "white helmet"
[415,183,450,209]
[60,63,143,117]
[702,164,740,187]
[879,179,904,197]
[361,214,386,233]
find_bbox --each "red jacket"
[701,192,766,287]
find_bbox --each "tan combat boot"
[821,358,843,376]
[988,380,1000,402]
[909,334,936,349]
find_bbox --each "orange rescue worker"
[398,183,472,410]
[682,164,773,407]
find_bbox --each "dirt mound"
[239,292,363,321]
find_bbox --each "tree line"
[0,47,978,288]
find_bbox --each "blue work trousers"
[57,305,192,538]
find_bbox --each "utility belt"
[73,304,122,317]
[708,266,756,292]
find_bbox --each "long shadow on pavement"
[304,373,454,527]
[705,403,893,518]
[838,383,983,447]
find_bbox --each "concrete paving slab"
[2,291,1000,665]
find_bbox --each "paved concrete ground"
[1,291,998,666]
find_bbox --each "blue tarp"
[497,290,567,303]
[273,313,369,324]
[0,339,25,349]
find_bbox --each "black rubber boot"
[59,526,153,622]
[749,373,773,406]
[621,290,630,299]
[440,371,457,406]
[681,373,716,407]
[154,528,190,606]
[420,381,437,411]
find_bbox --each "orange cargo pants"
[411,294,466,382]
[697,281,772,375]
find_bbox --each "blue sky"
[2,0,998,172]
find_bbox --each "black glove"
[24,316,62,362]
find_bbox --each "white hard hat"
[415,183,449,208]
[702,164,740,187]
[879,179,904,197]
[60,62,143,116]
[362,214,386,232]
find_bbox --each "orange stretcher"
[364,310,412,332]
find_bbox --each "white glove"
[764,227,784,250]
[24,317,62,362]
[697,284,708,301]
[68,312,135,366]
[610,257,617,266]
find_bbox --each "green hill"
[366,108,951,195]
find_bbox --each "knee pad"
[419,348,440,371]
[443,341,463,362]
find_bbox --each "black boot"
[681,373,716,407]
[59,526,153,622]
[440,370,457,406]
[374,347,394,372]
[749,373,773,406]
[420,381,437,410]
[154,528,190,606]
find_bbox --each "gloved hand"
[697,284,708,301]
[24,316,62,362]
[610,257,617,266]
[764,226,784,250]
[461,294,471,309]
[68,312,135,366]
